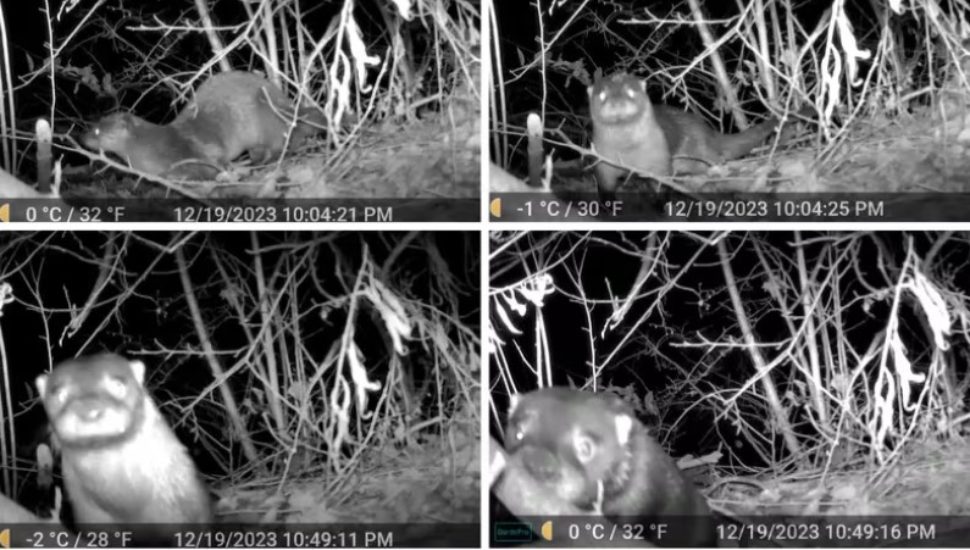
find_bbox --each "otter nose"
[519,446,562,482]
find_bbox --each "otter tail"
[717,117,779,160]
[718,106,815,160]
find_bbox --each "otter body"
[36,354,212,525]
[174,71,318,166]
[82,71,319,179]
[504,387,715,546]
[589,72,780,200]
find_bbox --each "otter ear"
[614,413,634,446]
[601,391,630,413]
[129,360,146,385]
[35,374,48,397]
[587,85,594,98]
[508,393,521,414]
[638,79,647,92]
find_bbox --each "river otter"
[82,71,321,180]
[504,387,715,547]
[36,353,212,530]
[589,72,781,201]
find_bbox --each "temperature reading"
[24,205,124,223]
[516,198,625,219]
[26,529,132,548]
[562,520,657,544]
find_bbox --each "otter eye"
[575,434,597,463]
[53,385,69,403]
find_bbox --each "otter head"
[587,72,651,127]
[504,387,636,510]
[81,113,140,153]
[36,353,147,450]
